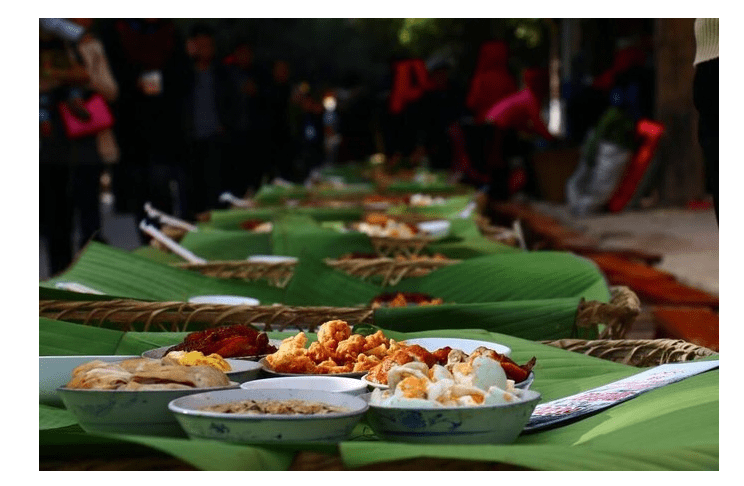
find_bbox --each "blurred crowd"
[40,18,655,276]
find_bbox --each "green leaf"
[40,242,287,305]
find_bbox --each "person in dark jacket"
[182,23,236,217]
[99,18,190,219]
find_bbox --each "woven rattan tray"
[324,256,460,286]
[38,286,638,335]
[174,260,296,288]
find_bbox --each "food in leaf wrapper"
[370,292,444,308]
[165,324,277,359]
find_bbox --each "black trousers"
[693,57,719,222]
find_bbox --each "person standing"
[693,18,719,222]
[484,68,557,201]
[183,23,235,217]
[225,41,267,196]
[99,18,190,219]
[264,60,294,181]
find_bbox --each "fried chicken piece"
[316,320,352,351]
[335,334,366,362]
[431,346,453,365]
[306,340,332,363]
[265,332,313,373]
[353,354,382,372]
[363,330,389,351]
[316,359,354,374]
[365,349,416,384]
[401,344,438,368]
[363,343,390,358]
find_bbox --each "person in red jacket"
[483,67,556,200]
[466,40,518,123]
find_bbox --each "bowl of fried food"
[261,320,395,377]
[168,388,369,444]
[361,344,536,392]
[143,324,280,360]
[365,358,541,444]
[57,356,240,436]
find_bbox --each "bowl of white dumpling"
[365,357,541,444]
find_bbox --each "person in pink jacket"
[483,67,556,200]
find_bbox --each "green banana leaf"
[391,251,611,303]
[201,206,365,231]
[271,215,374,260]
[426,217,521,258]
[173,227,272,261]
[370,298,593,340]
[283,251,609,308]
[39,241,286,305]
[39,320,718,470]
[253,184,309,204]
[386,195,474,218]
[201,207,283,230]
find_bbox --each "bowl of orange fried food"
[261,320,396,377]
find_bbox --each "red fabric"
[592,46,648,92]
[388,59,430,115]
[484,89,553,141]
[466,41,518,123]
[606,119,664,212]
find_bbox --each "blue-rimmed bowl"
[365,389,541,444]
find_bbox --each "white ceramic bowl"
[40,355,139,406]
[168,388,369,443]
[416,220,451,239]
[365,389,541,444]
[402,337,512,357]
[188,295,260,306]
[240,376,367,396]
[57,381,240,437]
[247,255,298,264]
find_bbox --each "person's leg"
[71,139,103,245]
[40,164,74,275]
[486,127,509,201]
[693,58,719,222]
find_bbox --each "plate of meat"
[142,324,280,361]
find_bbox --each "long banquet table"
[39,318,718,470]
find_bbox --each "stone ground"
[529,202,719,340]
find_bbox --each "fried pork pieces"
[264,320,391,374]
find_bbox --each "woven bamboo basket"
[148,225,188,251]
[173,260,296,288]
[576,286,641,340]
[324,256,460,286]
[475,214,522,247]
[38,286,638,336]
[541,338,718,367]
[368,235,432,257]
[38,299,375,333]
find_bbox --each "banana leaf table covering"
[39,318,718,471]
